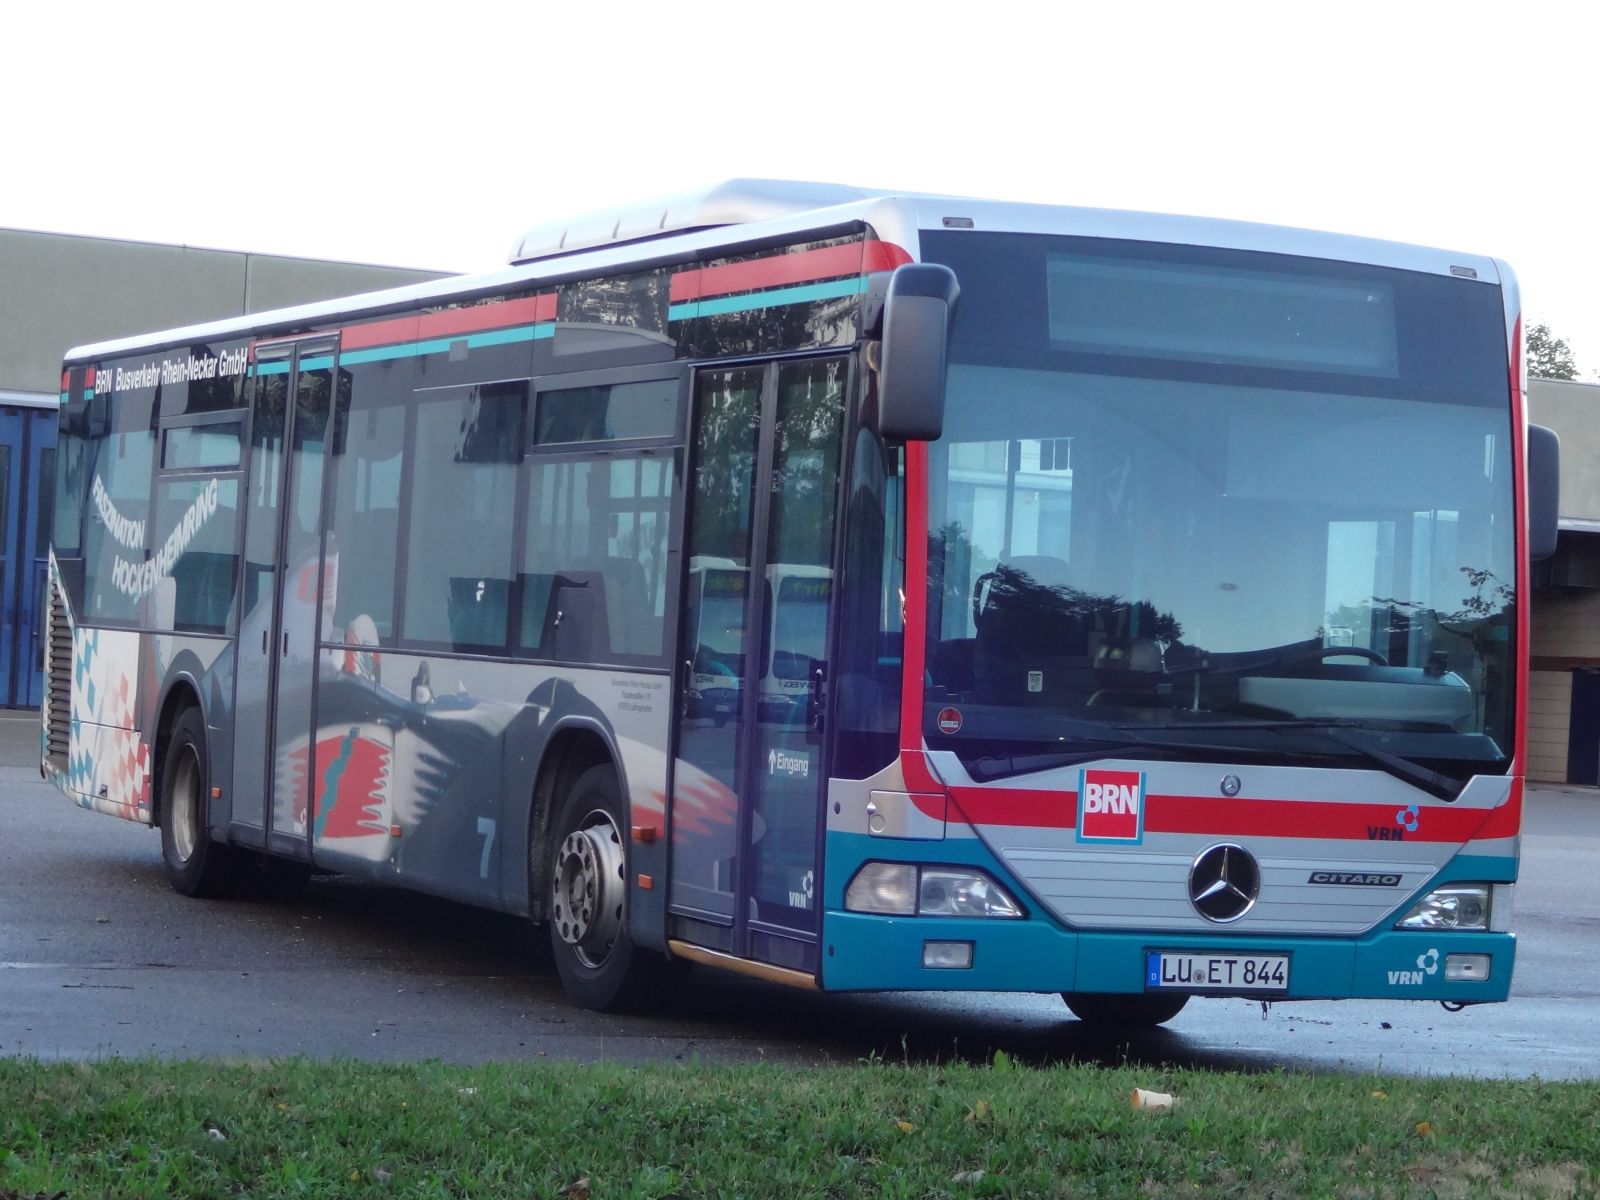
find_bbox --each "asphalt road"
[4,712,1598,1078]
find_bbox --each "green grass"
[1,1056,1597,1199]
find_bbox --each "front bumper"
[820,910,1514,1002]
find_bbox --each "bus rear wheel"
[159,708,234,898]
[547,763,682,1012]
[1063,992,1188,1027]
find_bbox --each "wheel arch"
[151,672,205,830]
[523,718,628,923]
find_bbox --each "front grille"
[43,575,70,766]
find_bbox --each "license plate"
[1146,951,1289,993]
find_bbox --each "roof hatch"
[506,178,877,265]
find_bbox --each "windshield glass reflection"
[920,233,1515,777]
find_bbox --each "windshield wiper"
[1113,718,1467,801]
[965,727,1367,783]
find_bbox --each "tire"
[159,708,234,898]
[547,763,683,1012]
[1063,992,1189,1027]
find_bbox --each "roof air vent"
[507,179,876,265]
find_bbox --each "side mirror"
[1528,423,1560,562]
[874,263,959,442]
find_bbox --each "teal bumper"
[820,910,1514,1001]
[820,830,1514,1000]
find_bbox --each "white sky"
[6,1,1597,374]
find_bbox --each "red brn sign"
[936,708,963,734]
[1077,769,1145,843]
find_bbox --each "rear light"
[844,862,1022,918]
[1395,883,1491,931]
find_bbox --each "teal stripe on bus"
[668,275,869,322]
[256,361,291,376]
[337,322,553,367]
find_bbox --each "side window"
[520,453,674,661]
[80,368,157,624]
[327,395,406,645]
[401,381,523,649]
[150,413,244,634]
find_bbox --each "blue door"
[0,404,59,709]
[19,408,58,707]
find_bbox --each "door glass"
[745,356,846,934]
[670,366,763,922]
[231,361,289,830]
[270,351,333,843]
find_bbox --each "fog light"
[1444,953,1491,982]
[845,862,917,915]
[922,940,974,969]
[1396,884,1491,931]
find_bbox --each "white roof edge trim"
[909,198,1504,283]
[68,191,1511,363]
[0,390,61,410]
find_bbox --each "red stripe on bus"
[340,293,556,351]
[900,440,930,754]
[1509,315,1529,778]
[669,240,914,303]
[670,243,866,303]
[947,785,1512,843]
[62,370,72,390]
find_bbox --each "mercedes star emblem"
[1188,843,1260,923]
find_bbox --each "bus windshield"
[919,230,1516,779]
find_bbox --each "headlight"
[1395,883,1491,931]
[844,862,1023,919]
[918,868,1023,919]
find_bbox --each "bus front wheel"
[159,708,234,898]
[1063,992,1188,1027]
[547,763,683,1012]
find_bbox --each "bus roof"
[65,183,1508,364]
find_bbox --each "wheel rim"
[552,809,625,969]
[169,744,201,864]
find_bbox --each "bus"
[44,180,1556,1022]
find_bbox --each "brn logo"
[1077,769,1145,843]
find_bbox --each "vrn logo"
[1388,947,1440,986]
[1077,769,1145,843]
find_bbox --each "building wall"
[1527,377,1600,783]
[1527,587,1600,781]
[0,227,450,395]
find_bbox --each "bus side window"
[79,370,157,625]
[833,428,904,779]
[326,389,407,646]
[401,381,523,651]
[520,453,673,662]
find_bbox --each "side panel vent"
[44,575,70,767]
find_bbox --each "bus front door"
[670,355,849,974]
[231,337,335,857]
